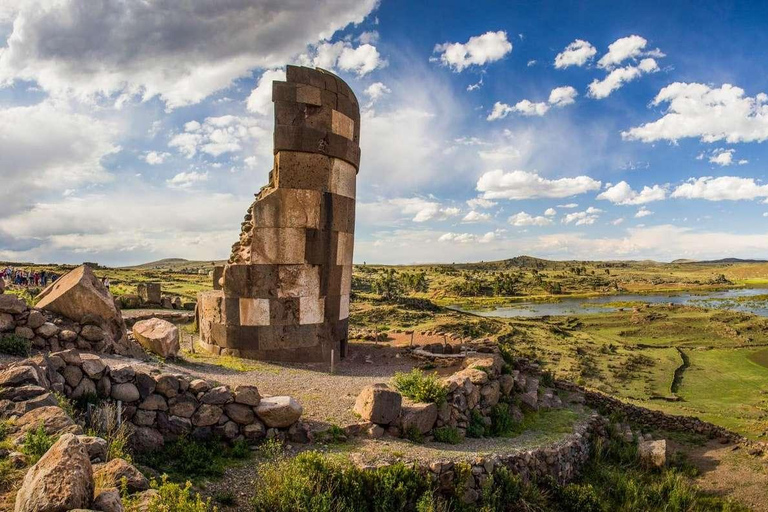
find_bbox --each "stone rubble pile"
[0,265,143,358]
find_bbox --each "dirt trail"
[676,439,768,511]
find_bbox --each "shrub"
[0,459,18,492]
[137,436,231,480]
[404,425,424,444]
[316,424,347,444]
[213,490,236,507]
[0,334,30,357]
[392,369,448,405]
[22,423,57,464]
[123,475,216,512]
[555,483,602,512]
[53,392,76,419]
[432,426,462,445]
[466,410,486,439]
[252,451,432,512]
[256,438,284,460]
[489,404,516,437]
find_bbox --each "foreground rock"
[639,439,667,468]
[132,317,180,358]
[256,396,303,428]
[354,384,402,425]
[400,401,438,435]
[34,265,139,356]
[14,433,93,512]
[93,458,149,493]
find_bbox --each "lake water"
[450,288,768,318]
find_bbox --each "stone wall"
[197,65,360,363]
[555,380,744,442]
[354,351,567,441]
[0,351,306,452]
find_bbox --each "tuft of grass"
[432,426,462,445]
[466,409,486,439]
[256,438,284,460]
[392,369,448,405]
[123,475,217,512]
[403,425,424,444]
[0,334,31,357]
[21,423,58,464]
[137,436,247,481]
[489,404,516,437]
[87,402,132,462]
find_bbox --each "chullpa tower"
[197,65,360,362]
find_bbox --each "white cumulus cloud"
[597,35,651,69]
[635,207,654,218]
[597,181,667,205]
[0,0,378,109]
[433,31,512,72]
[623,83,768,143]
[364,82,392,103]
[671,176,768,201]
[476,170,601,200]
[246,69,286,116]
[488,86,577,120]
[169,115,269,158]
[509,212,552,227]
[554,39,597,69]
[588,58,659,99]
[462,211,491,223]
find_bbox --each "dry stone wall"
[0,351,306,452]
[198,65,360,363]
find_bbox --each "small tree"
[372,269,403,300]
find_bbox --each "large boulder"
[639,439,667,468]
[0,294,26,314]
[353,384,402,425]
[34,265,132,354]
[400,401,438,435]
[16,406,83,438]
[14,433,93,512]
[132,318,179,359]
[255,396,303,428]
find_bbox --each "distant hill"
[676,258,768,265]
[126,258,226,270]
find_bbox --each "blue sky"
[1,0,768,266]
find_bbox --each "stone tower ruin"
[197,65,360,362]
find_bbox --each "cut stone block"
[329,158,356,198]
[250,227,307,264]
[277,265,320,298]
[339,294,350,320]
[299,297,325,324]
[253,188,322,229]
[275,151,332,191]
[331,109,354,140]
[239,298,270,326]
[336,232,354,265]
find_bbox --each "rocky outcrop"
[132,317,179,358]
[34,265,140,357]
[14,433,93,512]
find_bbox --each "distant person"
[102,277,111,291]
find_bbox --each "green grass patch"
[136,436,250,482]
[392,369,448,405]
[0,334,31,357]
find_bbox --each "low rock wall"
[1,350,306,452]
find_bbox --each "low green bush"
[137,436,247,481]
[123,475,216,512]
[0,334,30,357]
[392,369,448,405]
[22,423,58,464]
[489,404,516,437]
[252,451,432,512]
[432,426,462,445]
[466,410,486,438]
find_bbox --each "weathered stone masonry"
[198,65,360,363]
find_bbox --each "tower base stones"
[197,66,359,363]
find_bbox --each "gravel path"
[104,338,423,427]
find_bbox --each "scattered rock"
[93,458,149,493]
[132,318,180,359]
[400,401,438,435]
[638,439,667,468]
[14,433,93,512]
[111,382,141,403]
[93,487,123,512]
[234,385,261,406]
[353,384,402,425]
[255,396,303,428]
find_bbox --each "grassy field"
[6,256,768,438]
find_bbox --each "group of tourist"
[1,267,58,288]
